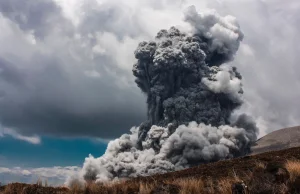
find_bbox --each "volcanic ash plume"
[70,6,258,183]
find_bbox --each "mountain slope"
[251,126,300,154]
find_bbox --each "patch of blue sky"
[0,136,107,168]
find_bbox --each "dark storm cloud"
[0,54,146,138]
[0,0,147,138]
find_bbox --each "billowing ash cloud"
[69,5,258,183]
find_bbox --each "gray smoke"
[68,5,258,184]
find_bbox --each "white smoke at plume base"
[70,123,253,184]
[67,5,258,184]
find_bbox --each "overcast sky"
[0,0,300,185]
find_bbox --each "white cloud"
[0,166,80,186]
[0,167,11,174]
[52,0,84,27]
[93,137,112,144]
[21,170,32,176]
[0,127,41,144]
[84,70,101,78]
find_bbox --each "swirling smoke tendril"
[68,5,258,184]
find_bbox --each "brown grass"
[285,160,300,181]
[66,177,244,194]
[172,178,205,194]
[138,182,155,194]
[0,183,68,194]
[65,159,298,194]
[1,183,28,194]
[217,177,239,194]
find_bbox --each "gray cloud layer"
[0,0,299,139]
[0,0,148,138]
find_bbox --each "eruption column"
[69,5,258,184]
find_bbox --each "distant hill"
[251,126,300,155]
